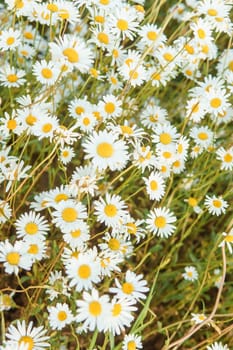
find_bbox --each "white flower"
[182,266,199,281]
[146,207,176,238]
[204,195,228,216]
[48,302,74,330]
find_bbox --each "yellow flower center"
[163,53,173,61]
[111,76,117,84]
[42,123,52,133]
[173,160,180,168]
[78,264,91,279]
[47,3,58,12]
[127,341,136,350]
[198,132,208,141]
[90,68,98,78]
[7,74,18,82]
[120,125,133,135]
[83,117,90,126]
[95,15,105,23]
[6,37,15,45]
[26,114,37,126]
[150,180,158,191]
[122,282,134,294]
[224,153,233,163]
[151,72,161,80]
[75,106,84,115]
[41,68,53,79]
[210,98,221,108]
[188,197,197,207]
[129,70,139,79]
[207,8,217,16]
[28,244,39,255]
[24,31,33,39]
[104,204,117,217]
[228,61,233,72]
[185,44,194,54]
[192,103,199,113]
[185,69,193,76]
[126,222,137,235]
[212,199,222,208]
[112,49,119,58]
[71,229,81,238]
[104,102,115,114]
[160,132,172,145]
[147,31,157,41]
[97,142,114,158]
[58,310,67,321]
[7,119,17,130]
[187,271,193,277]
[125,58,133,66]
[19,336,34,350]
[117,19,128,31]
[135,5,144,13]
[112,303,122,316]
[61,207,78,222]
[63,48,79,63]
[15,0,24,9]
[163,151,172,159]
[225,235,233,242]
[108,238,120,251]
[97,32,109,44]
[62,150,69,157]
[59,9,69,19]
[6,252,20,265]
[89,301,102,316]
[197,29,206,39]
[25,222,38,235]
[154,216,166,228]
[55,193,68,203]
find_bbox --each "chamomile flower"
[52,199,87,232]
[83,130,129,171]
[56,0,80,24]
[33,60,60,86]
[45,185,71,207]
[190,126,214,149]
[76,289,110,332]
[5,320,49,350]
[68,97,92,119]
[216,146,233,170]
[62,220,90,248]
[137,23,166,48]
[141,104,167,130]
[32,115,59,140]
[0,65,26,88]
[48,302,74,330]
[94,193,128,228]
[144,171,165,201]
[119,62,147,87]
[69,164,100,197]
[98,94,122,120]
[185,97,206,122]
[206,342,230,350]
[219,229,233,254]
[59,146,75,165]
[110,270,149,301]
[15,211,49,241]
[106,297,137,335]
[99,251,123,277]
[122,334,143,350]
[204,195,228,216]
[107,8,139,40]
[146,207,176,238]
[191,312,207,324]
[24,238,47,263]
[65,250,101,292]
[204,88,230,116]
[153,123,179,149]
[0,28,21,51]
[0,239,32,274]
[190,18,213,44]
[49,34,94,73]
[182,266,199,281]
[98,231,133,258]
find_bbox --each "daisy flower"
[204,195,228,216]
[98,231,133,258]
[152,123,179,149]
[83,130,129,171]
[204,88,230,117]
[46,270,70,301]
[49,34,94,73]
[0,65,26,88]
[182,266,199,281]
[190,18,213,44]
[190,126,214,149]
[45,185,71,207]
[99,251,123,277]
[94,193,128,228]
[52,199,87,232]
[191,312,207,324]
[65,250,101,292]
[206,342,230,350]
[141,104,167,130]
[76,289,110,332]
[59,146,75,165]
[56,0,80,24]
[62,220,90,248]
[106,297,137,335]
[32,115,59,141]
[0,240,32,275]
[24,238,48,263]
[216,146,233,171]
[98,94,122,120]
[68,97,92,119]
[219,229,233,254]
[137,23,166,48]
[107,7,139,40]
[119,61,147,87]
[109,270,149,301]
[15,211,49,241]
[69,164,100,197]
[146,206,176,238]
[122,334,143,350]
[144,171,165,201]
[5,320,49,350]
[48,302,74,330]
[0,28,21,51]
[32,60,60,86]
[185,97,206,122]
